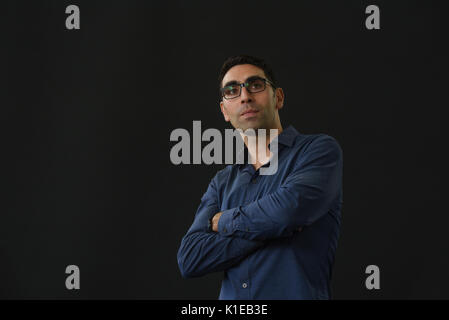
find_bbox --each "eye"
[224,85,239,96]
[249,79,264,90]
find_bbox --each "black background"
[2,0,448,299]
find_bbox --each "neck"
[241,124,283,170]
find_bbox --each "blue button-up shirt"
[177,126,343,299]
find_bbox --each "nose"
[240,86,253,104]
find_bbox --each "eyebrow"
[223,75,263,88]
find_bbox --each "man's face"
[220,64,284,131]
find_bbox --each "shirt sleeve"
[218,135,343,241]
[177,173,264,278]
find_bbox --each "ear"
[220,101,230,122]
[275,88,285,110]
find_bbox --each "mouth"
[241,109,259,118]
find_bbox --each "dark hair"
[218,55,277,100]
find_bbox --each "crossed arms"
[177,135,343,278]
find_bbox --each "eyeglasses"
[221,77,276,100]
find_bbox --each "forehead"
[222,64,266,86]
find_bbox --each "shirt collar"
[271,125,299,148]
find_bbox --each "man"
[177,55,343,299]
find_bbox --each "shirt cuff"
[217,208,237,236]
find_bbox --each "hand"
[211,212,223,232]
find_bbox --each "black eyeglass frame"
[220,77,276,100]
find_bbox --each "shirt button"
[242,283,248,289]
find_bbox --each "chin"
[233,120,263,132]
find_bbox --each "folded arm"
[177,175,264,278]
[217,135,343,241]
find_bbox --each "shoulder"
[290,132,343,166]
[201,165,236,204]
[209,165,235,187]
